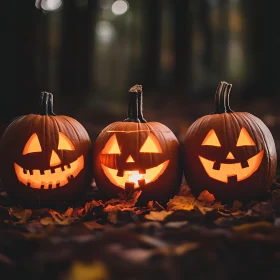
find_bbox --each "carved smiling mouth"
[199,151,264,183]
[101,160,169,189]
[14,155,84,189]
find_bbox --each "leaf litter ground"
[1,177,280,280]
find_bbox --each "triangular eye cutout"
[140,134,162,153]
[236,127,256,146]
[50,150,62,167]
[58,132,75,150]
[23,133,42,155]
[201,129,221,147]
[102,134,121,154]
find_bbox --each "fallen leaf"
[145,210,173,221]
[40,208,74,226]
[147,200,165,211]
[197,190,215,203]
[40,217,55,226]
[8,207,32,224]
[49,208,74,225]
[194,202,214,215]
[167,195,195,211]
[78,200,103,217]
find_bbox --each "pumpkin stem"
[124,84,147,123]
[213,81,234,114]
[135,84,147,123]
[40,91,56,116]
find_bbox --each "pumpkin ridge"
[245,113,274,187]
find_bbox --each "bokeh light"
[38,0,63,11]
[111,0,129,15]
[95,21,116,44]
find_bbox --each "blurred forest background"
[3,0,280,152]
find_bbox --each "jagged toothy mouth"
[199,151,264,183]
[14,155,84,189]
[101,160,170,189]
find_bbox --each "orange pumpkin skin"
[183,82,277,200]
[93,85,182,202]
[0,92,92,207]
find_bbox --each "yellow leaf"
[167,195,195,211]
[8,207,32,224]
[67,260,109,280]
[145,210,173,221]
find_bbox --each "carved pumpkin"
[0,92,91,207]
[183,81,277,200]
[93,85,182,201]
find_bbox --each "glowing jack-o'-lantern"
[0,92,91,207]
[183,81,277,200]
[93,85,182,201]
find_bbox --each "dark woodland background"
[3,0,280,150]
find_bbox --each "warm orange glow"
[101,160,170,189]
[236,127,256,146]
[126,155,135,163]
[102,134,121,154]
[22,133,42,155]
[201,129,221,147]
[50,150,62,167]
[199,150,264,183]
[58,132,75,150]
[140,134,162,153]
[14,155,84,189]
[226,152,235,159]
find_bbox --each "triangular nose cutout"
[126,155,135,163]
[50,150,62,166]
[226,152,235,160]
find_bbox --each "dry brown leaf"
[107,209,118,224]
[147,200,165,211]
[212,202,226,211]
[194,202,214,215]
[49,208,74,225]
[40,208,74,226]
[167,195,195,211]
[197,190,215,203]
[78,200,103,217]
[8,207,32,224]
[145,210,173,221]
[105,190,142,208]
[40,217,56,226]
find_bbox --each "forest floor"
[0,176,280,280]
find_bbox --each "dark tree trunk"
[241,0,280,99]
[60,0,96,113]
[200,0,213,71]
[140,0,161,88]
[15,1,41,116]
[173,0,192,90]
